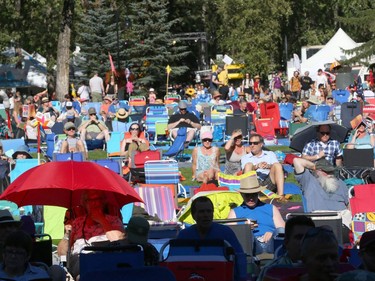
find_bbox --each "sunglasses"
[67,128,76,131]
[179,108,187,111]
[319,131,330,136]
[89,113,96,116]
[130,127,139,131]
[249,141,260,145]
[202,138,213,142]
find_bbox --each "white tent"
[299,28,360,80]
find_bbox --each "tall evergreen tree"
[76,0,123,78]
[127,0,189,89]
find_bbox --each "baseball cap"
[64,122,75,130]
[200,131,213,140]
[178,101,187,109]
[66,101,73,107]
[315,159,336,173]
[88,107,96,115]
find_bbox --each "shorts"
[259,174,277,192]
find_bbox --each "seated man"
[177,196,245,281]
[78,107,110,149]
[0,230,52,280]
[228,175,285,255]
[54,122,87,160]
[302,124,343,166]
[257,215,315,281]
[167,100,201,145]
[241,133,285,199]
[293,157,349,213]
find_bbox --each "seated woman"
[292,98,310,123]
[120,123,150,159]
[192,131,220,183]
[224,129,250,175]
[228,175,285,255]
[57,190,125,279]
[346,117,375,149]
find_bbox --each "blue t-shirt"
[177,222,243,254]
[233,202,275,237]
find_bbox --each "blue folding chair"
[53,152,84,161]
[1,138,25,156]
[332,90,350,104]
[10,159,39,183]
[91,159,122,175]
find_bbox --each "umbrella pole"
[37,125,41,164]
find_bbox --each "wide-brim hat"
[254,75,261,79]
[12,145,32,159]
[213,92,221,99]
[315,158,337,173]
[116,108,129,120]
[0,210,22,226]
[350,115,367,130]
[237,175,266,194]
[307,96,321,105]
[104,96,112,102]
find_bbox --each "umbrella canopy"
[290,120,349,152]
[0,161,142,209]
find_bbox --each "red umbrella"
[0,161,142,209]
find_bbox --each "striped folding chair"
[144,160,187,199]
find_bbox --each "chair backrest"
[53,152,84,161]
[10,158,39,183]
[1,138,25,155]
[145,105,169,135]
[131,150,162,169]
[225,115,249,139]
[254,118,275,137]
[129,96,146,106]
[144,160,179,185]
[341,102,363,129]
[91,159,122,175]
[134,186,177,221]
[80,266,176,281]
[343,147,374,168]
[278,103,294,120]
[106,131,124,155]
[51,101,61,112]
[309,105,331,122]
[111,120,128,133]
[80,245,144,280]
[286,212,343,245]
[332,90,350,104]
[30,234,53,266]
[259,102,280,129]
[164,94,180,105]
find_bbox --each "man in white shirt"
[89,71,104,102]
[315,69,328,89]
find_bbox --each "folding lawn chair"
[349,184,375,243]
[129,149,163,183]
[154,121,170,145]
[278,102,293,132]
[164,94,180,105]
[134,186,177,222]
[53,152,84,161]
[160,239,236,281]
[10,158,39,183]
[259,102,281,133]
[340,144,374,180]
[341,102,363,129]
[106,131,125,157]
[1,138,25,155]
[144,159,187,199]
[145,105,169,141]
[254,118,277,144]
[210,104,233,141]
[91,158,122,175]
[309,104,331,122]
[129,96,146,106]
[332,90,350,104]
[224,115,249,141]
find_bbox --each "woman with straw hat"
[228,175,285,255]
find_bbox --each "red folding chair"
[259,102,282,133]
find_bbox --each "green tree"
[338,1,375,65]
[216,0,291,75]
[127,0,189,90]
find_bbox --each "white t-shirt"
[89,76,103,94]
[78,85,90,100]
[315,74,327,88]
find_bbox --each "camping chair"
[332,90,350,104]
[309,104,331,122]
[341,102,363,129]
[79,244,144,281]
[91,159,122,176]
[145,105,169,141]
[340,144,375,180]
[163,127,188,160]
[9,158,39,183]
[211,105,233,141]
[164,94,180,105]
[144,159,187,199]
[278,102,293,134]
[30,234,53,266]
[134,186,177,222]
[129,149,163,183]
[286,212,344,245]
[349,184,375,243]
[129,96,146,106]
[106,131,125,157]
[259,102,281,133]
[154,121,170,145]
[111,120,128,133]
[160,239,236,281]
[1,138,25,156]
[224,115,250,141]
[80,267,176,281]
[254,118,276,144]
[52,152,84,162]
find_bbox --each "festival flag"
[108,52,116,75]
[166,65,172,74]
